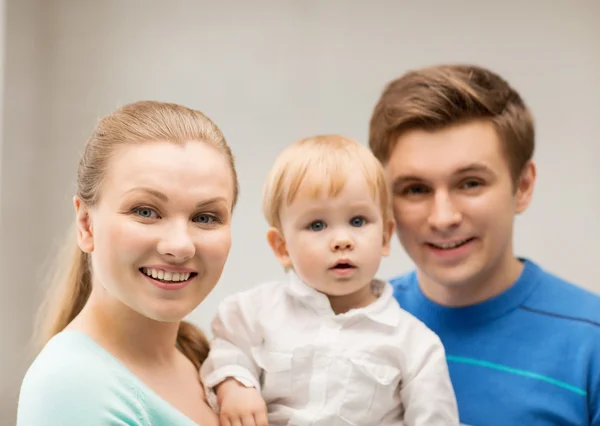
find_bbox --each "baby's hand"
[216,378,268,426]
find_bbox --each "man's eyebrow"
[455,163,495,175]
[392,175,422,185]
[392,163,496,187]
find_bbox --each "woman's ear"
[74,196,94,253]
[266,227,292,269]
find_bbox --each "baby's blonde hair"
[262,134,392,230]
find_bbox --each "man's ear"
[515,161,536,214]
[382,219,395,257]
[74,196,94,253]
[266,227,292,269]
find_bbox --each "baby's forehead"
[288,177,380,208]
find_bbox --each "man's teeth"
[141,268,191,282]
[431,239,470,249]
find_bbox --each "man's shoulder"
[388,270,417,291]
[524,261,600,327]
[387,270,421,308]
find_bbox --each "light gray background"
[1,1,598,424]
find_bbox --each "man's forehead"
[385,123,507,179]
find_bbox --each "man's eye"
[403,185,429,196]
[461,180,483,189]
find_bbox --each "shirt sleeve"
[200,292,264,411]
[590,343,600,425]
[17,351,148,426]
[400,330,460,426]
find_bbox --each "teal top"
[17,330,199,426]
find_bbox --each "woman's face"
[75,140,235,322]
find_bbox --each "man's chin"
[420,263,482,289]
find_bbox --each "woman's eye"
[309,220,326,231]
[133,207,158,219]
[350,217,366,227]
[194,214,216,224]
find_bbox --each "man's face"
[385,120,535,300]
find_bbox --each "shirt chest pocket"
[339,357,403,425]
[251,346,294,402]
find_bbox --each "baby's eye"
[133,207,158,219]
[350,217,366,227]
[309,220,326,231]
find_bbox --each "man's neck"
[418,255,525,308]
[69,287,181,367]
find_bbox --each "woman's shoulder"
[17,331,149,425]
[20,330,129,388]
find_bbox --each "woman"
[17,101,238,425]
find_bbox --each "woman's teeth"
[141,268,191,282]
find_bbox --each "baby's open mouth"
[331,262,356,270]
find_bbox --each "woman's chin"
[137,303,195,324]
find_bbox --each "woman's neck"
[68,286,181,367]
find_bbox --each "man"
[369,64,600,425]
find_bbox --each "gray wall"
[1,0,49,423]
[1,1,599,424]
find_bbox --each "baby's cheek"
[296,251,325,276]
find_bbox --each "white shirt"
[201,273,459,426]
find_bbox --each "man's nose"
[428,192,462,232]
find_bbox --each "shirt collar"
[285,271,401,328]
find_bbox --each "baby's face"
[277,173,393,303]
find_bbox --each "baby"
[200,135,459,426]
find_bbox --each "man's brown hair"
[369,64,535,182]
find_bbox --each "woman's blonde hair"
[262,134,392,230]
[35,100,238,371]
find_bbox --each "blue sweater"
[17,331,199,426]
[391,259,600,426]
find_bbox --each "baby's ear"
[382,219,395,257]
[266,227,292,269]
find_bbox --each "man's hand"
[216,378,268,426]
